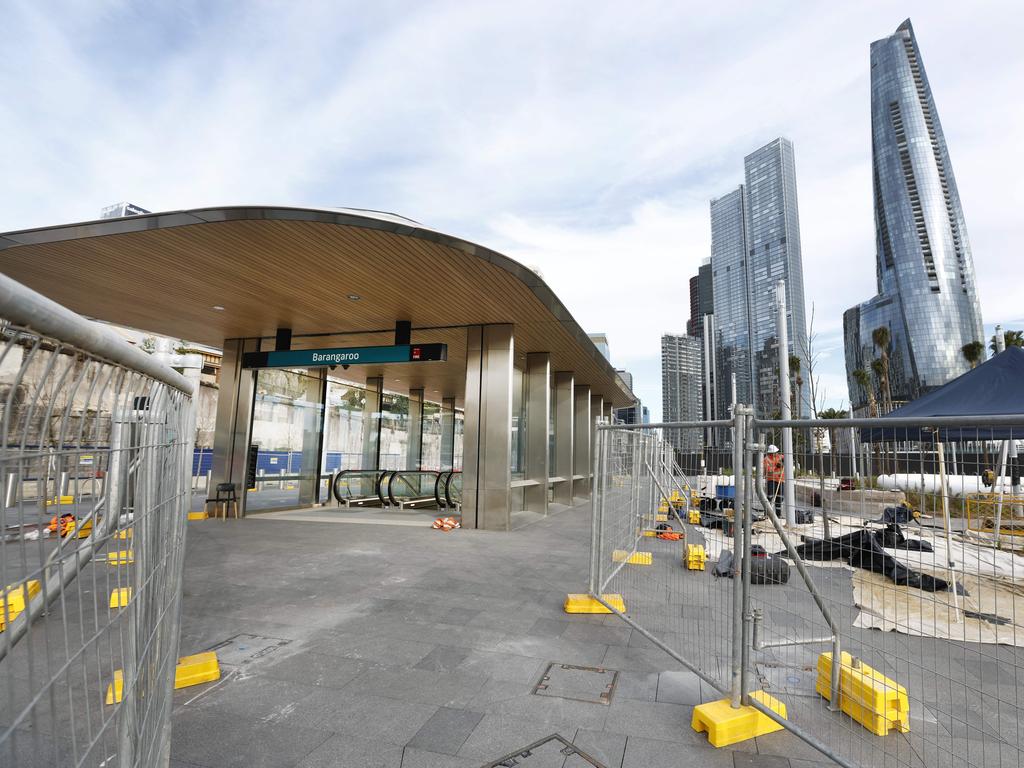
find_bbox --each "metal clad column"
[211,338,259,499]
[573,385,592,499]
[462,325,514,530]
[524,353,551,515]
[407,388,424,470]
[590,394,604,494]
[552,372,574,506]
[440,396,456,470]
[361,376,383,470]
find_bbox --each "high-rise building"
[661,334,703,450]
[588,333,611,361]
[100,202,150,219]
[708,137,809,420]
[844,20,984,414]
[686,260,714,339]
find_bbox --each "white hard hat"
[767,444,779,453]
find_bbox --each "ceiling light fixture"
[211,305,225,311]
[346,294,361,301]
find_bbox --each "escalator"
[387,470,441,509]
[332,469,388,507]
[435,470,462,510]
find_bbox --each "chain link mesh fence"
[0,275,194,768]
[591,412,1024,768]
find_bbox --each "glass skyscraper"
[844,19,984,413]
[661,333,703,450]
[710,138,809,419]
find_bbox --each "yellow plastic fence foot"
[642,530,657,538]
[686,544,707,570]
[106,651,220,705]
[692,691,787,747]
[116,528,132,539]
[0,580,41,631]
[106,550,134,565]
[109,587,132,608]
[612,550,652,565]
[564,594,625,614]
[187,511,209,521]
[689,510,701,524]
[105,670,124,704]
[74,519,94,538]
[45,495,75,506]
[817,651,910,736]
[655,514,669,523]
[175,651,221,689]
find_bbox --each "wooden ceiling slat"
[0,217,631,407]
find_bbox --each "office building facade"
[686,260,714,339]
[844,19,984,413]
[708,137,809,420]
[661,334,703,450]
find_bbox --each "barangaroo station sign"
[242,343,447,369]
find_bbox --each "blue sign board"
[242,343,447,369]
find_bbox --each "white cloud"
[2,0,1022,421]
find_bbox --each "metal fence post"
[729,407,746,708]
[588,428,604,597]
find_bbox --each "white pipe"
[874,473,1014,495]
[936,444,960,622]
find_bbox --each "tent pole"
[993,440,1009,550]
[936,442,960,623]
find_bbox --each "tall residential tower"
[709,137,809,420]
[661,334,703,450]
[844,19,984,413]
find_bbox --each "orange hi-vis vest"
[763,453,784,483]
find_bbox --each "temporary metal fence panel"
[590,411,1024,768]
[0,273,194,768]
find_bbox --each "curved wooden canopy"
[0,206,633,407]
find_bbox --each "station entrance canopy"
[0,206,634,529]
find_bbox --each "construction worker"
[764,444,784,512]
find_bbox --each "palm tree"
[852,368,877,418]
[819,407,850,474]
[961,340,985,369]
[871,326,892,413]
[870,359,887,413]
[989,330,1024,355]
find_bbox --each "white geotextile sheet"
[697,515,1024,645]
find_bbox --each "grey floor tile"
[309,633,438,666]
[295,734,403,767]
[569,728,628,767]
[495,635,609,666]
[186,673,320,722]
[442,607,483,625]
[405,707,484,755]
[170,710,330,768]
[613,670,659,702]
[656,670,704,705]
[466,678,609,730]
[289,690,440,745]
[603,698,709,746]
[454,649,548,684]
[343,665,487,708]
[621,735,737,768]
[528,617,571,639]
[400,747,482,767]
[260,650,372,689]
[415,645,472,674]
[457,713,575,760]
[561,621,633,647]
[733,753,792,768]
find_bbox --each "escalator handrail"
[387,470,441,506]
[444,470,462,507]
[435,471,452,507]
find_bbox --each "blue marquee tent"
[861,346,1024,442]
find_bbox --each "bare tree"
[798,303,832,536]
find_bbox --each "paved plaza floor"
[169,502,836,768]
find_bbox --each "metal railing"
[0,274,195,767]
[589,410,1024,768]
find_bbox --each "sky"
[3,1,1022,420]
